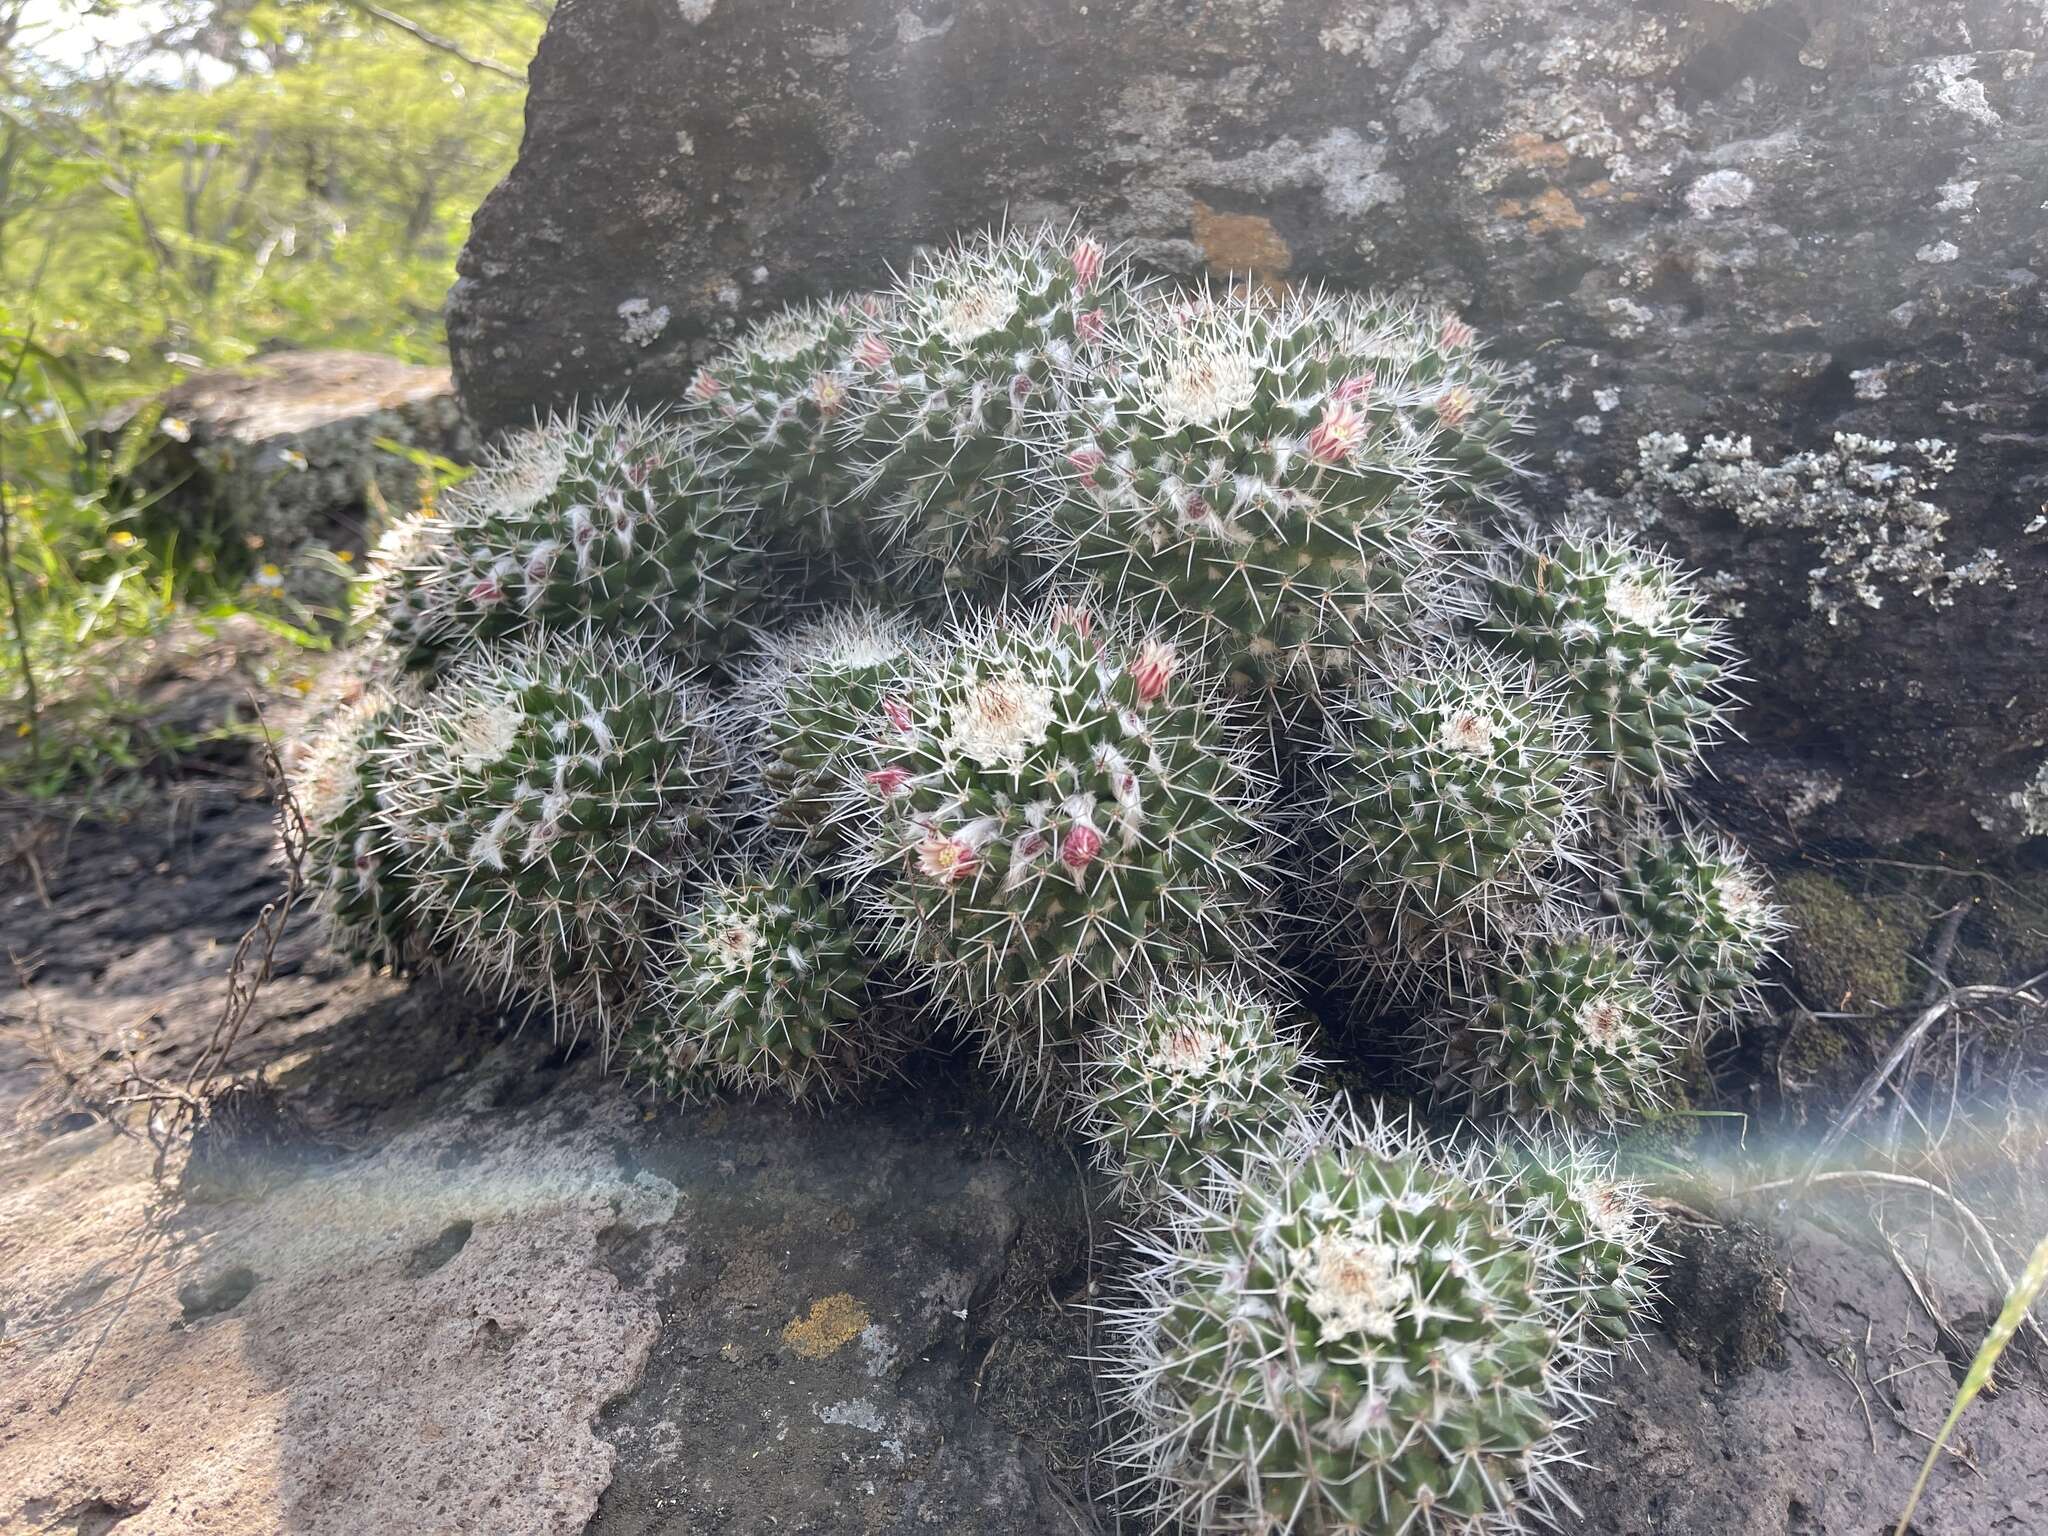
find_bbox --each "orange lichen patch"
[1502,131,1572,170]
[1496,188,1586,234]
[1581,179,1615,200]
[1191,201,1292,284]
[781,1292,869,1359]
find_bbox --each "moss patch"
[1776,870,1915,1012]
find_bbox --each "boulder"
[102,350,474,585]
[446,0,2048,853]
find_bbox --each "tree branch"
[340,0,526,81]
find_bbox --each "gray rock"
[447,0,2048,855]
[102,350,474,586]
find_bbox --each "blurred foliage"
[1,0,538,796]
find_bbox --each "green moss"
[1777,870,1913,1012]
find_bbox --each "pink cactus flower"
[1059,820,1103,872]
[1076,307,1108,344]
[1015,830,1050,860]
[1441,315,1477,350]
[688,368,724,402]
[1306,400,1365,465]
[1053,602,1094,639]
[1009,372,1038,406]
[917,833,979,884]
[812,371,847,417]
[1067,444,1106,474]
[1071,238,1104,293]
[1131,640,1178,704]
[469,578,504,606]
[866,765,912,797]
[882,696,915,735]
[1182,491,1210,523]
[1331,373,1375,406]
[1436,386,1475,427]
[854,333,890,370]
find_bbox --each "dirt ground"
[3,785,2046,1534]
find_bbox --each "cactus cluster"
[1446,919,1681,1130]
[1479,526,1735,798]
[682,296,891,580]
[1310,643,1594,994]
[632,862,888,1103]
[1109,1113,1580,1536]
[298,222,1801,1535]
[378,632,731,1036]
[848,225,1131,596]
[293,686,418,969]
[1080,976,1321,1204]
[736,608,929,857]
[1044,288,1488,701]
[369,404,770,675]
[850,604,1275,1094]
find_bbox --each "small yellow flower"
[255,563,285,590]
[290,676,314,695]
[15,721,30,738]
[335,548,354,563]
[110,529,136,549]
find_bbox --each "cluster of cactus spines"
[1609,816,1784,1031]
[1042,285,1483,704]
[1108,1110,1577,1536]
[635,862,887,1103]
[379,632,732,1040]
[736,608,931,858]
[1447,917,1681,1130]
[1478,525,1736,798]
[294,688,419,969]
[852,603,1276,1094]
[847,223,1133,596]
[1080,975,1323,1204]
[370,404,771,675]
[1484,1135,1664,1364]
[682,295,893,577]
[1310,642,1595,994]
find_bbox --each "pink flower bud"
[469,578,504,606]
[1436,386,1475,427]
[1441,315,1477,350]
[1331,373,1374,406]
[1076,307,1107,344]
[854,333,890,370]
[689,368,724,402]
[1131,640,1177,704]
[1183,492,1210,523]
[1009,372,1037,406]
[1067,444,1106,474]
[865,765,911,797]
[1053,602,1094,640]
[882,696,914,734]
[1306,400,1365,465]
[1071,238,1104,293]
[1059,821,1102,872]
[1016,830,1050,860]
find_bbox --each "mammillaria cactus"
[369,404,771,675]
[1478,526,1735,798]
[1609,817,1783,1029]
[851,603,1275,1094]
[736,608,931,857]
[1108,1111,1574,1535]
[1485,1135,1663,1363]
[1447,918,1681,1130]
[293,687,418,969]
[1310,641,1594,994]
[682,296,893,583]
[1043,287,1499,703]
[634,862,890,1103]
[379,631,732,1040]
[1079,976,1322,1204]
[846,223,1132,597]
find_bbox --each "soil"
[3,786,2046,1533]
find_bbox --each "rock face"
[448,0,2048,856]
[103,350,473,583]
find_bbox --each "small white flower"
[1605,571,1669,628]
[946,672,1055,766]
[1299,1230,1404,1341]
[933,280,1018,346]
[1437,707,1499,757]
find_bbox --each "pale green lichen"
[2013,760,2048,838]
[1592,431,2007,626]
